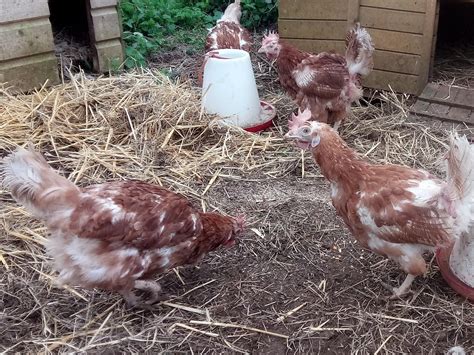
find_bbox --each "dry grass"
[0,67,473,354]
[433,42,474,89]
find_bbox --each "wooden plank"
[360,0,427,13]
[347,0,361,24]
[0,0,49,23]
[447,107,472,122]
[93,39,124,72]
[414,106,474,125]
[429,0,440,77]
[373,51,420,75]
[417,0,437,93]
[359,7,426,34]
[281,38,420,75]
[453,88,474,109]
[418,84,474,111]
[279,0,348,20]
[429,103,450,116]
[411,99,430,113]
[90,8,121,42]
[278,20,347,40]
[433,85,451,101]
[419,82,439,100]
[90,0,117,8]
[362,69,420,94]
[0,18,54,61]
[369,29,423,54]
[0,52,59,92]
[280,38,346,55]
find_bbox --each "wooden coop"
[279,0,472,94]
[0,0,124,92]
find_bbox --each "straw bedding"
[0,67,473,353]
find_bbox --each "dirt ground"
[1,41,473,354]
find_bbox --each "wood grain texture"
[0,0,49,23]
[278,20,347,40]
[279,38,346,55]
[90,0,117,9]
[359,6,426,34]
[418,0,437,93]
[347,0,361,24]
[93,39,124,72]
[0,52,59,92]
[90,8,121,42]
[362,69,419,94]
[0,18,54,61]
[279,0,348,20]
[373,51,421,75]
[360,0,427,12]
[369,28,423,54]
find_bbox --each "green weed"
[120,0,278,68]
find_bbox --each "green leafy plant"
[120,0,278,68]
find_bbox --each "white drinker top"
[449,232,474,288]
[201,49,263,129]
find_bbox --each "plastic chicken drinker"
[201,49,275,132]
[436,233,474,301]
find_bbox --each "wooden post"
[418,0,438,94]
[428,0,440,78]
[86,0,124,72]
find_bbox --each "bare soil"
[1,41,473,354]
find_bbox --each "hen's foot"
[380,274,416,300]
[120,280,163,308]
[134,280,163,305]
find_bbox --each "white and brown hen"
[0,146,245,307]
[205,0,252,52]
[286,109,474,298]
[258,24,374,130]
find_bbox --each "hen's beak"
[257,47,265,54]
[284,132,298,140]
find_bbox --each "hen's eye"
[301,127,310,135]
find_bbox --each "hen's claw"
[120,280,163,308]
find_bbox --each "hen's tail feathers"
[219,0,242,24]
[445,133,474,235]
[345,23,374,77]
[0,145,80,220]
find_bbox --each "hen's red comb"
[288,108,312,131]
[262,31,279,45]
[235,214,246,229]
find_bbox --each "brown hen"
[205,0,252,52]
[286,110,474,298]
[258,24,374,130]
[0,146,245,307]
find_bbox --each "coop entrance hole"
[432,1,474,87]
[48,0,94,73]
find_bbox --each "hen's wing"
[292,53,348,99]
[205,22,252,51]
[67,180,202,249]
[351,171,452,246]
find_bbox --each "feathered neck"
[312,131,367,188]
[276,41,311,70]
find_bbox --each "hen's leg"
[330,109,346,131]
[119,280,162,308]
[391,274,416,299]
[134,280,162,305]
[119,289,140,307]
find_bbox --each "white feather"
[293,66,316,88]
